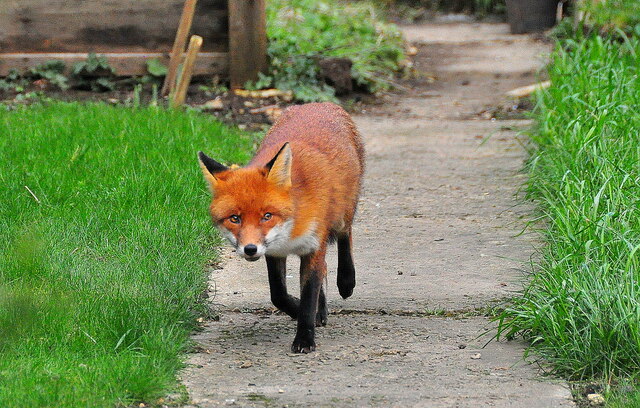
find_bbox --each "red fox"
[198,102,365,353]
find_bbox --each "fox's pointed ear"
[265,143,292,188]
[198,151,228,191]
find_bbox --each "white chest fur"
[264,220,319,257]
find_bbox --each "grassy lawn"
[496,33,640,401]
[0,103,255,407]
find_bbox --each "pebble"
[470,353,482,360]
[586,393,605,405]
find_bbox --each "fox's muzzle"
[237,243,266,262]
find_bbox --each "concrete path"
[182,23,575,407]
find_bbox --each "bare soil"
[181,22,574,407]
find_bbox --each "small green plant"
[198,76,229,96]
[137,58,169,87]
[0,70,27,93]
[72,53,116,91]
[146,58,168,78]
[257,0,407,102]
[28,60,69,90]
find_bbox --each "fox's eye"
[229,215,241,224]
[262,212,272,221]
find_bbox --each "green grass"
[257,0,406,102]
[496,35,640,382]
[0,102,255,407]
[606,380,640,407]
[581,0,640,35]
[553,0,640,41]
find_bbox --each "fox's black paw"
[337,276,355,299]
[291,336,316,353]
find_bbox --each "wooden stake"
[162,0,199,97]
[170,35,203,108]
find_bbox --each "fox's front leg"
[266,256,299,319]
[291,247,327,353]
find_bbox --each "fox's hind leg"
[266,256,299,319]
[316,284,328,327]
[337,227,356,299]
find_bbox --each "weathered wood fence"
[0,0,266,87]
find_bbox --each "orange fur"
[203,102,364,250]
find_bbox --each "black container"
[506,0,558,34]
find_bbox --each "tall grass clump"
[0,103,254,406]
[259,0,406,102]
[496,36,640,380]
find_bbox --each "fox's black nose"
[244,244,258,256]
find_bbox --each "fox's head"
[198,144,294,262]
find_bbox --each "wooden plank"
[0,0,227,53]
[0,52,228,76]
[228,0,267,89]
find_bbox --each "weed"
[146,58,168,78]
[0,70,28,93]
[72,53,116,91]
[137,58,169,87]
[29,60,69,90]
[198,77,229,96]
